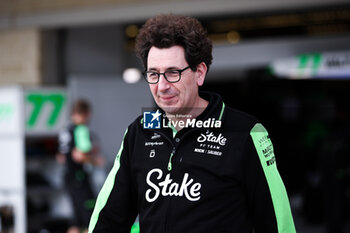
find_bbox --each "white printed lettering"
[145,169,201,202]
[197,132,227,146]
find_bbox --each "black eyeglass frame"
[143,66,191,84]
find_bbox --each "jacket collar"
[196,91,225,122]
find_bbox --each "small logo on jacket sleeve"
[143,110,161,129]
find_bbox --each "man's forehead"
[147,45,187,69]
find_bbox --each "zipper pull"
[168,161,172,171]
[168,147,175,171]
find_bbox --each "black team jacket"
[88,92,296,233]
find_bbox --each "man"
[57,99,104,233]
[89,14,296,233]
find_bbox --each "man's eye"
[166,70,178,77]
[148,72,158,78]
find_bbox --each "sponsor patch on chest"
[193,130,226,156]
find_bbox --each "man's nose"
[157,74,170,91]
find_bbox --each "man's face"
[147,45,205,115]
[72,112,90,125]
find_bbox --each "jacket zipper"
[168,147,176,171]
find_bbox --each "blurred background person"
[57,99,104,233]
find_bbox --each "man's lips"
[159,95,176,101]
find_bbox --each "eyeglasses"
[143,66,191,84]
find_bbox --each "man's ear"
[196,62,207,86]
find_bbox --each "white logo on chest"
[145,168,201,202]
[197,132,227,146]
